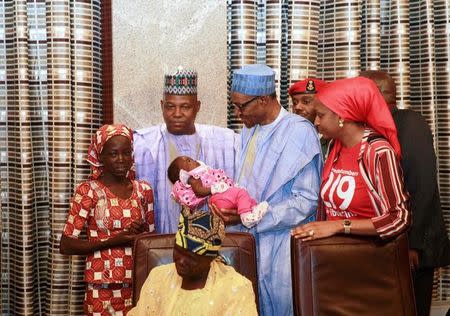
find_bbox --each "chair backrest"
[291,233,416,316]
[132,232,259,308]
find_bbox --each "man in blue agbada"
[134,67,237,233]
[211,64,323,315]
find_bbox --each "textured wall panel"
[433,0,450,301]
[0,1,103,315]
[360,0,380,70]
[227,0,257,131]
[288,0,321,81]
[112,1,227,130]
[318,0,361,80]
[266,1,289,108]
[380,0,410,109]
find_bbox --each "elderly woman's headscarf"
[86,124,135,180]
[316,76,401,182]
[175,206,225,257]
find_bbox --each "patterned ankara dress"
[63,179,154,316]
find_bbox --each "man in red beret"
[289,78,328,156]
[288,78,327,123]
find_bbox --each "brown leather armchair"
[291,234,416,316]
[132,232,259,308]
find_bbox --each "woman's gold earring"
[338,120,344,128]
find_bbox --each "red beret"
[288,78,327,95]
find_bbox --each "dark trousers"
[413,267,434,316]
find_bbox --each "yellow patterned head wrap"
[175,206,225,257]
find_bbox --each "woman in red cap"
[291,77,410,241]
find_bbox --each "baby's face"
[178,156,200,172]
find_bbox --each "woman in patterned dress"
[60,124,155,315]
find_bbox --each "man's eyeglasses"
[233,96,260,111]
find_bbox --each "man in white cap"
[211,64,322,316]
[134,67,237,234]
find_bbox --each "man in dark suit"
[361,70,450,316]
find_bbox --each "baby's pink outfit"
[171,161,268,228]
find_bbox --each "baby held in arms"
[168,156,268,228]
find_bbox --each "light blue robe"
[134,124,237,233]
[234,108,322,316]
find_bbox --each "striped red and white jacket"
[319,128,410,239]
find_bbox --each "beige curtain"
[0,1,102,315]
[227,0,450,301]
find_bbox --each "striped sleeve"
[369,141,410,239]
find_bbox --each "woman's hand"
[114,230,140,246]
[60,219,147,255]
[126,219,146,234]
[291,221,342,241]
[118,219,148,244]
[209,203,241,226]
